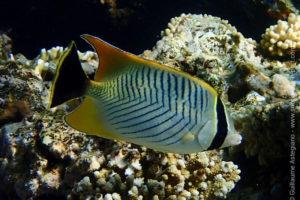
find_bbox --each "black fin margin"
[207,98,228,150]
[49,41,88,108]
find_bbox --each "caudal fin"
[49,41,89,108]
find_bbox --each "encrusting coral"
[260,13,300,58]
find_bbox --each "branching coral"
[260,13,300,58]
[34,46,97,81]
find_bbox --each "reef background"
[1,0,299,200]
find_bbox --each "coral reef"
[142,13,300,166]
[141,13,299,198]
[260,13,300,58]
[33,46,97,81]
[1,12,299,200]
[0,32,241,199]
[145,13,261,97]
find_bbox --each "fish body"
[49,35,242,154]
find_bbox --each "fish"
[49,34,242,154]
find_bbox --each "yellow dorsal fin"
[81,34,164,81]
[81,34,217,95]
[64,97,117,140]
[81,34,133,81]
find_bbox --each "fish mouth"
[227,133,242,146]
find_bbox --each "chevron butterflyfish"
[49,34,242,154]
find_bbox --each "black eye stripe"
[207,98,228,150]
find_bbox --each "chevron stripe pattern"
[96,65,215,150]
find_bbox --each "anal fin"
[64,97,117,140]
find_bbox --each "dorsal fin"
[81,34,217,95]
[81,34,133,81]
